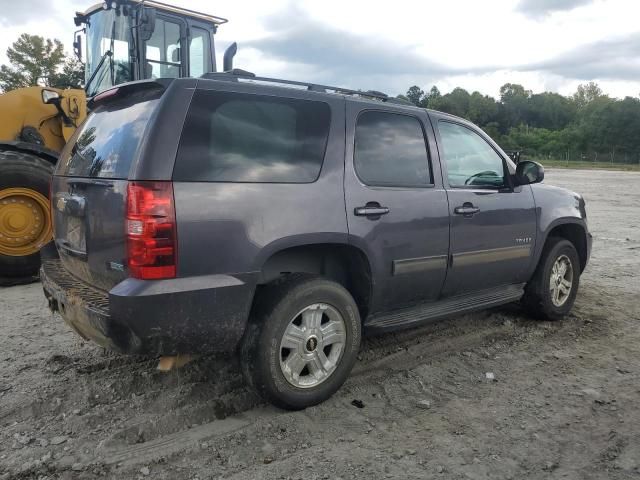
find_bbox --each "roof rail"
[200,71,413,106]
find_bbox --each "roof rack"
[201,71,413,106]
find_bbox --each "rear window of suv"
[173,90,331,183]
[57,90,161,178]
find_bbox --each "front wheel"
[522,237,580,320]
[241,275,361,410]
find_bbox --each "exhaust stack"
[223,42,238,72]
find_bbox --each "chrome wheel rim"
[279,303,347,389]
[549,254,573,307]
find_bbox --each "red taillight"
[126,181,177,280]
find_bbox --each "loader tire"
[0,149,55,279]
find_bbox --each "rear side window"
[173,90,331,183]
[354,111,431,187]
[57,92,160,178]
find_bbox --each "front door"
[143,14,186,79]
[434,118,537,296]
[345,102,450,313]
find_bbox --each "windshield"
[85,9,132,96]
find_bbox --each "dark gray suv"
[41,74,592,409]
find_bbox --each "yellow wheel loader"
[0,0,227,282]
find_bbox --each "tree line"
[399,82,640,163]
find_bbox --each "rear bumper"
[41,258,256,355]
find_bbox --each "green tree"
[572,82,604,109]
[528,92,575,130]
[0,34,66,92]
[406,85,425,106]
[421,85,442,108]
[468,91,499,127]
[499,83,532,129]
[51,57,85,89]
[430,87,471,118]
[428,85,441,100]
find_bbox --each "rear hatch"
[52,85,164,291]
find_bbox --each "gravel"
[1,169,639,479]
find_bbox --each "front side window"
[174,91,331,183]
[354,111,431,187]
[438,121,506,188]
[145,18,181,79]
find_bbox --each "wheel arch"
[0,141,59,165]
[537,219,589,273]
[257,242,373,320]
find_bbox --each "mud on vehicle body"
[42,73,592,409]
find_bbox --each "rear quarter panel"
[171,81,348,278]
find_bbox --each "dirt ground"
[1,169,639,480]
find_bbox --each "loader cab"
[75,0,227,97]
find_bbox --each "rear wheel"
[522,237,580,320]
[241,275,361,410]
[0,150,54,279]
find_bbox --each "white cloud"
[0,0,638,99]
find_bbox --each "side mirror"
[139,7,156,41]
[42,89,60,104]
[515,160,544,185]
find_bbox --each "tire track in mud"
[96,308,579,468]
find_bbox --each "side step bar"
[366,284,525,333]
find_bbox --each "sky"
[0,0,639,99]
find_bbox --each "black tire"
[241,274,362,410]
[522,237,580,320]
[0,150,55,278]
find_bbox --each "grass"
[536,159,640,172]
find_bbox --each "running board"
[366,284,525,333]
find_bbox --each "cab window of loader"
[189,28,211,77]
[145,18,182,79]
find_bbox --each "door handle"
[454,204,480,216]
[354,205,390,217]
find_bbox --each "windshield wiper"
[109,20,116,86]
[85,19,117,97]
[84,50,112,96]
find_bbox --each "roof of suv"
[198,71,417,107]
[195,72,476,124]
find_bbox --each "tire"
[0,150,55,278]
[241,274,362,410]
[522,237,580,320]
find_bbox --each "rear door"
[433,117,537,296]
[52,88,162,291]
[344,102,450,313]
